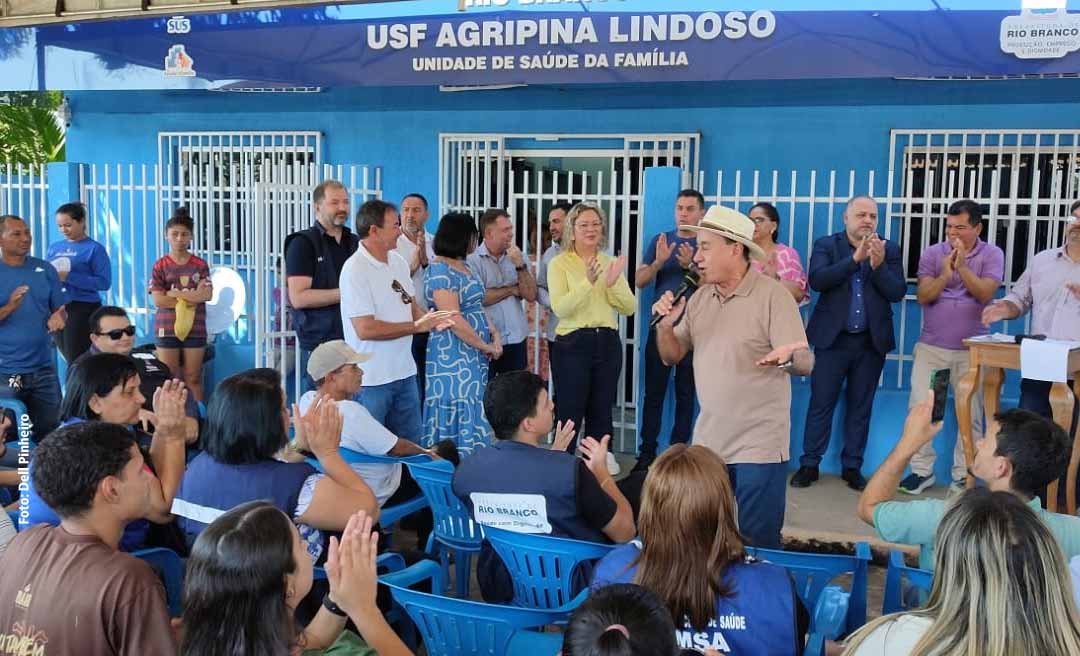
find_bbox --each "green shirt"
[874,495,1080,570]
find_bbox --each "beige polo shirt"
[674,268,807,464]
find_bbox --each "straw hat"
[684,205,766,260]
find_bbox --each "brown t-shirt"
[0,525,176,656]
[674,269,808,464]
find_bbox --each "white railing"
[0,162,49,260]
[80,162,383,354]
[701,165,1079,390]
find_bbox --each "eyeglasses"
[391,279,414,305]
[95,326,137,340]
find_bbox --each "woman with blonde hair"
[844,487,1080,656]
[591,444,807,654]
[547,202,636,457]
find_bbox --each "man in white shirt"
[300,340,434,504]
[340,199,453,442]
[396,193,437,404]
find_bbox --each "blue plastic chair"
[748,542,871,635]
[386,561,564,656]
[882,550,933,615]
[306,449,431,539]
[406,459,483,597]
[483,526,614,615]
[134,547,185,616]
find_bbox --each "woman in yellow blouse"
[548,201,636,452]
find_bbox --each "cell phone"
[930,369,950,423]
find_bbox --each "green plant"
[0,91,65,164]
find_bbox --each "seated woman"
[591,444,808,655]
[24,352,188,552]
[843,488,1080,655]
[172,368,379,561]
[181,502,411,656]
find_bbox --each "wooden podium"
[956,340,1080,514]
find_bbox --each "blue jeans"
[357,376,423,443]
[727,461,788,549]
[0,365,61,443]
[639,329,695,458]
[1019,378,1079,434]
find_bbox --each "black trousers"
[411,332,429,406]
[551,328,622,449]
[489,340,528,378]
[800,332,885,471]
[639,329,695,458]
[54,300,100,364]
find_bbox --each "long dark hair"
[202,369,288,464]
[749,201,781,242]
[60,353,139,421]
[180,501,299,656]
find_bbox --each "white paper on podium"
[1020,339,1076,383]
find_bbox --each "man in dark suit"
[791,196,906,491]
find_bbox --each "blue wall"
[61,76,1079,480]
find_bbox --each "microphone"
[650,267,700,328]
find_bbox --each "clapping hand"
[5,285,28,311]
[981,299,1014,326]
[551,419,576,452]
[579,435,613,481]
[654,233,675,263]
[150,379,189,441]
[46,307,66,333]
[676,242,695,269]
[585,256,603,285]
[852,235,871,263]
[605,255,627,287]
[325,511,381,620]
[867,235,885,270]
[301,394,344,459]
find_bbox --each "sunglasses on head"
[95,326,137,340]
[391,279,413,305]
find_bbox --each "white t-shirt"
[340,242,417,386]
[396,232,436,312]
[847,615,932,655]
[299,391,402,506]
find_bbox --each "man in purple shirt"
[983,201,1080,431]
[900,200,1004,495]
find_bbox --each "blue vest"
[283,225,358,351]
[174,453,317,544]
[452,440,606,543]
[592,542,800,655]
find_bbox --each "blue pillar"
[45,162,80,246]
[634,166,682,455]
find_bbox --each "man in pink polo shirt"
[900,200,1003,495]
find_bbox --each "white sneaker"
[606,452,621,477]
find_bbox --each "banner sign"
[2,2,1080,91]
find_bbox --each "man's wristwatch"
[515,264,527,271]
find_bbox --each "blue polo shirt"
[0,256,65,373]
[642,230,696,298]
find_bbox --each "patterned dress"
[423,260,494,454]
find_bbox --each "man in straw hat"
[791,196,905,493]
[652,205,813,549]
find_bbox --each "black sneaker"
[789,466,819,488]
[631,455,655,473]
[842,468,867,491]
